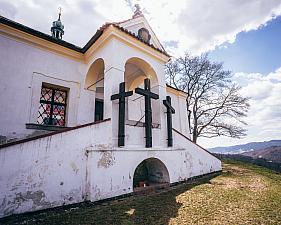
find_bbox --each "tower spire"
[51,7,64,39]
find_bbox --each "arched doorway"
[133,158,170,190]
[124,57,160,125]
[85,58,105,121]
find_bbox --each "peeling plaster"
[0,197,7,213]
[0,115,221,218]
[18,191,50,208]
[97,151,115,168]
[70,162,79,174]
[184,152,193,169]
[95,144,113,150]
[26,175,33,183]
[62,189,80,204]
[2,190,52,215]
[93,185,101,200]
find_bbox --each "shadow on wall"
[0,174,219,225]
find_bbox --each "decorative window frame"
[37,83,68,127]
[27,72,80,130]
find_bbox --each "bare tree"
[166,53,250,143]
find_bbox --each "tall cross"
[163,96,175,147]
[111,82,133,147]
[135,78,159,148]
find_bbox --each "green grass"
[1,159,281,225]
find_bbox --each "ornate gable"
[117,5,165,52]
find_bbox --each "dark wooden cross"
[111,82,133,147]
[135,78,159,148]
[163,96,175,147]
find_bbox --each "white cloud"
[238,69,281,133]
[175,0,281,55]
[137,0,281,55]
[199,68,281,148]
[1,0,281,55]
[0,0,133,47]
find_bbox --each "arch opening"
[124,57,160,125]
[85,58,105,121]
[133,158,170,190]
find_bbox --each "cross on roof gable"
[116,12,165,52]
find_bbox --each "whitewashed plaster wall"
[0,32,171,149]
[87,129,221,203]
[167,89,190,139]
[88,148,188,201]
[173,130,222,176]
[88,143,221,202]
[0,118,221,218]
[0,34,85,140]
[87,37,169,148]
[0,23,222,220]
[0,120,112,218]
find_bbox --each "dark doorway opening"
[95,100,104,122]
[133,158,170,192]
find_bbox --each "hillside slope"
[242,146,281,163]
[209,140,281,154]
[2,160,281,225]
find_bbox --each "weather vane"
[133,3,143,18]
[58,7,62,20]
[135,4,140,11]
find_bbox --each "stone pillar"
[103,66,125,147]
[154,66,168,148]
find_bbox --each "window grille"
[37,84,67,126]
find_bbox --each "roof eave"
[0,16,83,52]
[0,16,170,61]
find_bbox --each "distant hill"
[209,140,281,154]
[241,146,281,163]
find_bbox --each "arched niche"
[124,57,160,124]
[133,158,170,189]
[85,58,105,121]
[85,58,105,92]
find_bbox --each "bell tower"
[51,7,64,39]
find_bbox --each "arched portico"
[133,158,170,189]
[124,57,160,125]
[84,58,105,121]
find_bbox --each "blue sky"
[209,16,281,75]
[202,15,281,148]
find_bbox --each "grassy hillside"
[1,160,281,225]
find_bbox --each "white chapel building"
[0,6,221,218]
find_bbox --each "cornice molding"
[1,23,169,64]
